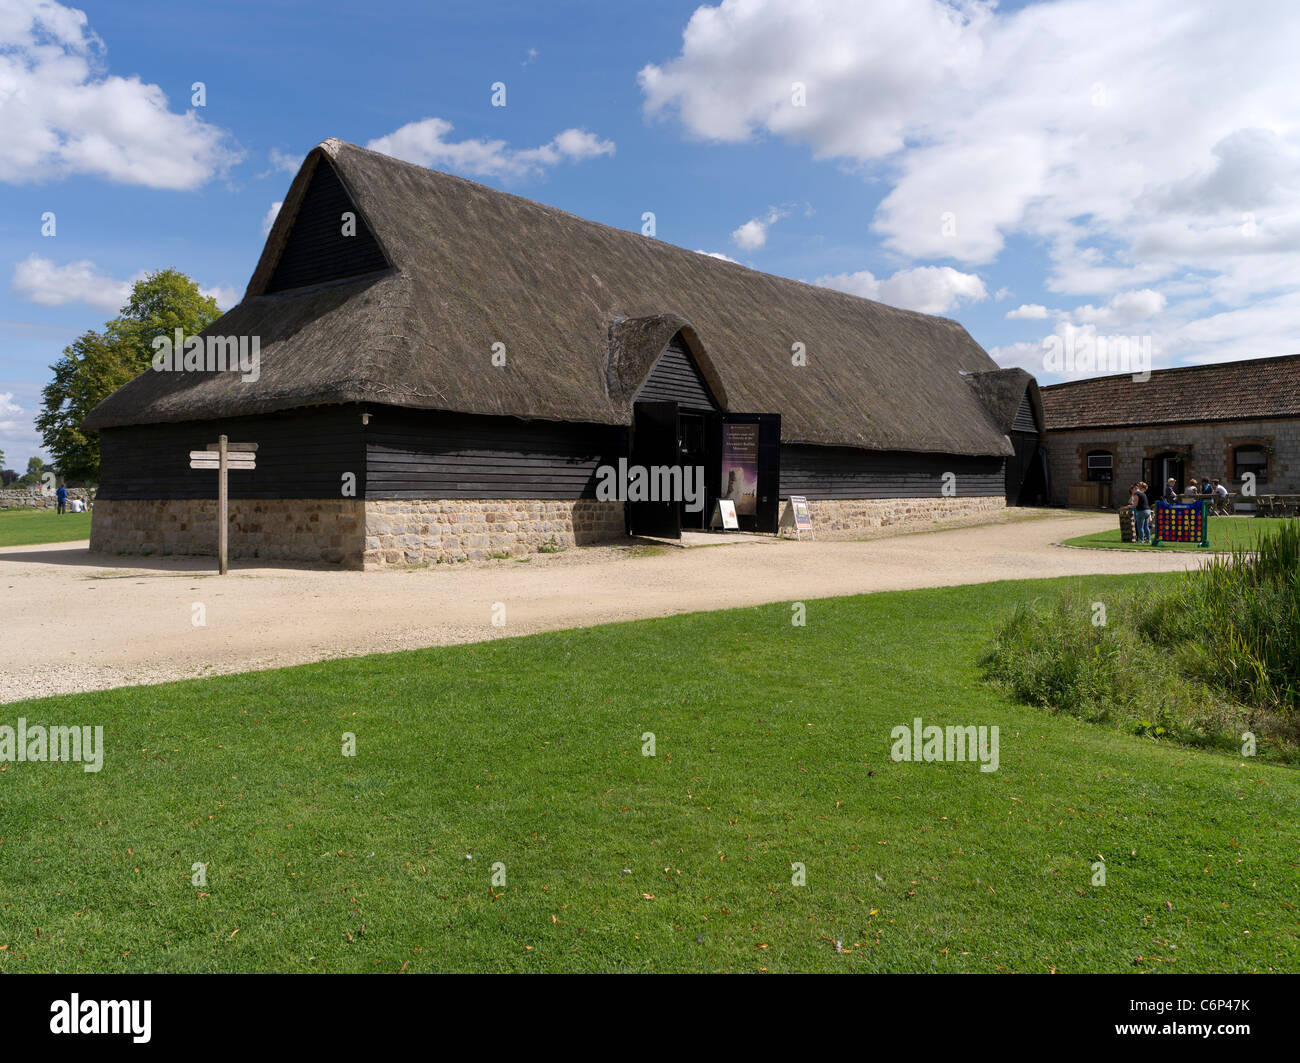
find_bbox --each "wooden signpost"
[188,436,257,574]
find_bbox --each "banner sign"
[720,422,759,517]
[1152,499,1209,547]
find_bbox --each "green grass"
[1,574,1296,973]
[0,508,93,547]
[1063,515,1296,552]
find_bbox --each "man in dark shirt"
[55,483,67,515]
[1163,478,1178,503]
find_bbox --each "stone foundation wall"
[364,499,626,567]
[0,487,93,510]
[88,494,1004,567]
[800,495,1005,537]
[89,498,366,567]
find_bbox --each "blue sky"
[3,0,1298,467]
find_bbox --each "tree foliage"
[36,270,222,483]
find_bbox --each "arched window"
[1233,445,1269,484]
[1085,449,1114,483]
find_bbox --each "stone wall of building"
[89,494,1008,567]
[801,495,1005,537]
[363,498,626,567]
[89,498,366,567]
[0,487,94,510]
[1045,418,1299,507]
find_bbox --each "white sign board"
[779,496,814,540]
[710,498,739,530]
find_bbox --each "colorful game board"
[1152,499,1210,547]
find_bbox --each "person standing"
[1134,481,1152,543]
[55,483,67,515]
[1163,477,1178,503]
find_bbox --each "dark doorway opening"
[678,411,707,530]
[1144,452,1185,496]
[1005,430,1043,505]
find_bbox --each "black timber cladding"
[265,159,389,293]
[365,408,623,499]
[780,445,1005,499]
[96,406,365,499]
[1012,392,1038,434]
[633,333,719,411]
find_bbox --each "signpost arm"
[218,434,228,575]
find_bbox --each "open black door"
[717,412,781,533]
[755,413,781,533]
[629,401,681,539]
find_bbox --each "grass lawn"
[1062,515,1296,552]
[0,508,93,547]
[1,573,1296,973]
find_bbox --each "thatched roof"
[965,368,1043,434]
[1042,353,1300,431]
[86,138,1012,457]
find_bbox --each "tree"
[37,270,222,483]
[17,456,46,487]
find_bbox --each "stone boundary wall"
[801,495,1005,537]
[90,498,366,567]
[0,487,94,510]
[89,495,1004,567]
[364,499,626,567]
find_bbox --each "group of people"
[1124,476,1230,543]
[53,485,91,514]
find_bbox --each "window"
[1233,446,1269,484]
[1085,450,1114,483]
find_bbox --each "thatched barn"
[85,138,1042,568]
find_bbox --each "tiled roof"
[1041,354,1300,430]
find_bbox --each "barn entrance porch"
[625,401,781,539]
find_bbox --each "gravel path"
[1,511,1207,703]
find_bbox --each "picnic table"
[1180,491,1237,515]
[1255,494,1300,518]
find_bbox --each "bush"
[983,523,1300,761]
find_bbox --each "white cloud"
[731,206,786,250]
[1006,304,1049,320]
[643,0,1300,365]
[200,284,239,310]
[261,201,283,236]
[263,149,300,178]
[695,249,739,263]
[0,0,239,188]
[11,253,136,311]
[11,254,236,313]
[815,265,987,315]
[1072,288,1166,327]
[366,118,614,180]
